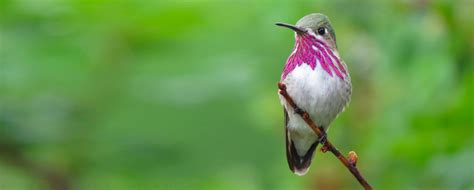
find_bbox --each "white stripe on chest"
[279,63,351,155]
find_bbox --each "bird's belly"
[279,63,351,153]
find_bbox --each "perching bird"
[276,13,352,176]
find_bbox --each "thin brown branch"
[0,143,70,190]
[278,82,373,190]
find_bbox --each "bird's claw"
[318,126,329,153]
[318,126,327,144]
[319,134,327,145]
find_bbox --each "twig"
[0,143,70,190]
[278,82,373,190]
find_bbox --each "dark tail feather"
[283,108,318,176]
[286,136,318,176]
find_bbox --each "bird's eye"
[317,27,326,35]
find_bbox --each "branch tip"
[348,151,358,166]
[277,82,287,90]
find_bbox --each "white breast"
[279,62,351,155]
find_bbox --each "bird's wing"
[284,108,296,173]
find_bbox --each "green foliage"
[0,0,473,189]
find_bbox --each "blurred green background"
[1,0,473,190]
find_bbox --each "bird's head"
[276,13,337,50]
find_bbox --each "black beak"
[275,22,306,34]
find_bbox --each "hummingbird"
[276,13,351,176]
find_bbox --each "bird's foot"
[319,127,329,153]
[320,143,329,153]
[319,134,327,145]
[318,126,327,144]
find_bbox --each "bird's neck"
[282,33,347,80]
